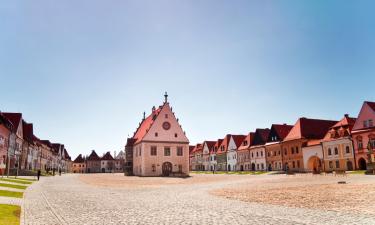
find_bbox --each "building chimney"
[143,111,146,120]
[344,114,349,117]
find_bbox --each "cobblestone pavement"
[23,174,375,225]
[0,196,23,206]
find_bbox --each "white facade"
[249,146,266,171]
[209,153,217,171]
[226,137,238,171]
[302,144,323,171]
[202,143,210,171]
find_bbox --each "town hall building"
[125,93,190,177]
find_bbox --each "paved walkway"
[22,174,375,225]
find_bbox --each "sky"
[1,1,375,159]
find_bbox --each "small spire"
[164,91,168,103]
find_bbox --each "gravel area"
[22,174,375,225]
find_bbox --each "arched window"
[328,148,332,155]
[334,147,338,155]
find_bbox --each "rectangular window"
[155,132,158,137]
[335,160,340,168]
[151,146,157,156]
[297,160,300,168]
[329,161,333,168]
[152,164,156,172]
[296,147,299,154]
[165,114,168,118]
[177,147,183,156]
[292,161,295,168]
[369,119,374,127]
[164,147,171,156]
[363,120,368,128]
[291,147,294,154]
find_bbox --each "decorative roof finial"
[164,91,168,103]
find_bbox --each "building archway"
[358,158,367,170]
[307,156,322,173]
[228,164,231,171]
[251,163,255,171]
[162,162,173,176]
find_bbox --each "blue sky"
[1,1,374,159]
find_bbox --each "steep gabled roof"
[0,113,14,131]
[366,101,375,112]
[252,129,271,146]
[101,151,114,160]
[203,141,216,150]
[73,154,85,163]
[64,148,71,160]
[189,145,195,155]
[22,121,34,143]
[216,134,246,154]
[192,144,203,154]
[267,124,293,142]
[2,112,22,130]
[132,107,162,144]
[284,117,338,141]
[238,132,255,150]
[210,139,224,154]
[87,150,100,161]
[332,114,356,129]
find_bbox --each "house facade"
[237,133,254,171]
[72,154,86,173]
[101,152,115,173]
[114,151,125,173]
[265,124,293,171]
[131,94,190,177]
[0,113,13,175]
[321,114,356,172]
[209,139,222,171]
[226,135,246,171]
[352,101,375,172]
[86,150,101,173]
[202,141,215,171]
[250,129,270,171]
[282,118,337,172]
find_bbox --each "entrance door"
[347,161,353,171]
[162,162,173,176]
[358,158,367,170]
[251,163,255,171]
[240,165,244,171]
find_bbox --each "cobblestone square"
[21,173,375,225]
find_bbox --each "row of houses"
[190,101,375,173]
[0,112,71,176]
[72,150,126,173]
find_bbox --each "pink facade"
[352,102,375,170]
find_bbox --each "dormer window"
[244,141,248,146]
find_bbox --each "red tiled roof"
[73,154,85,163]
[210,139,223,154]
[0,113,14,131]
[2,112,22,129]
[272,124,293,140]
[366,101,375,112]
[101,152,114,160]
[132,107,163,144]
[216,134,246,154]
[284,117,338,141]
[189,145,195,154]
[332,114,356,129]
[252,129,271,146]
[238,132,255,150]
[87,150,101,161]
[203,141,216,150]
[22,121,34,143]
[192,144,203,154]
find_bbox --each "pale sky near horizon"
[1,1,375,159]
